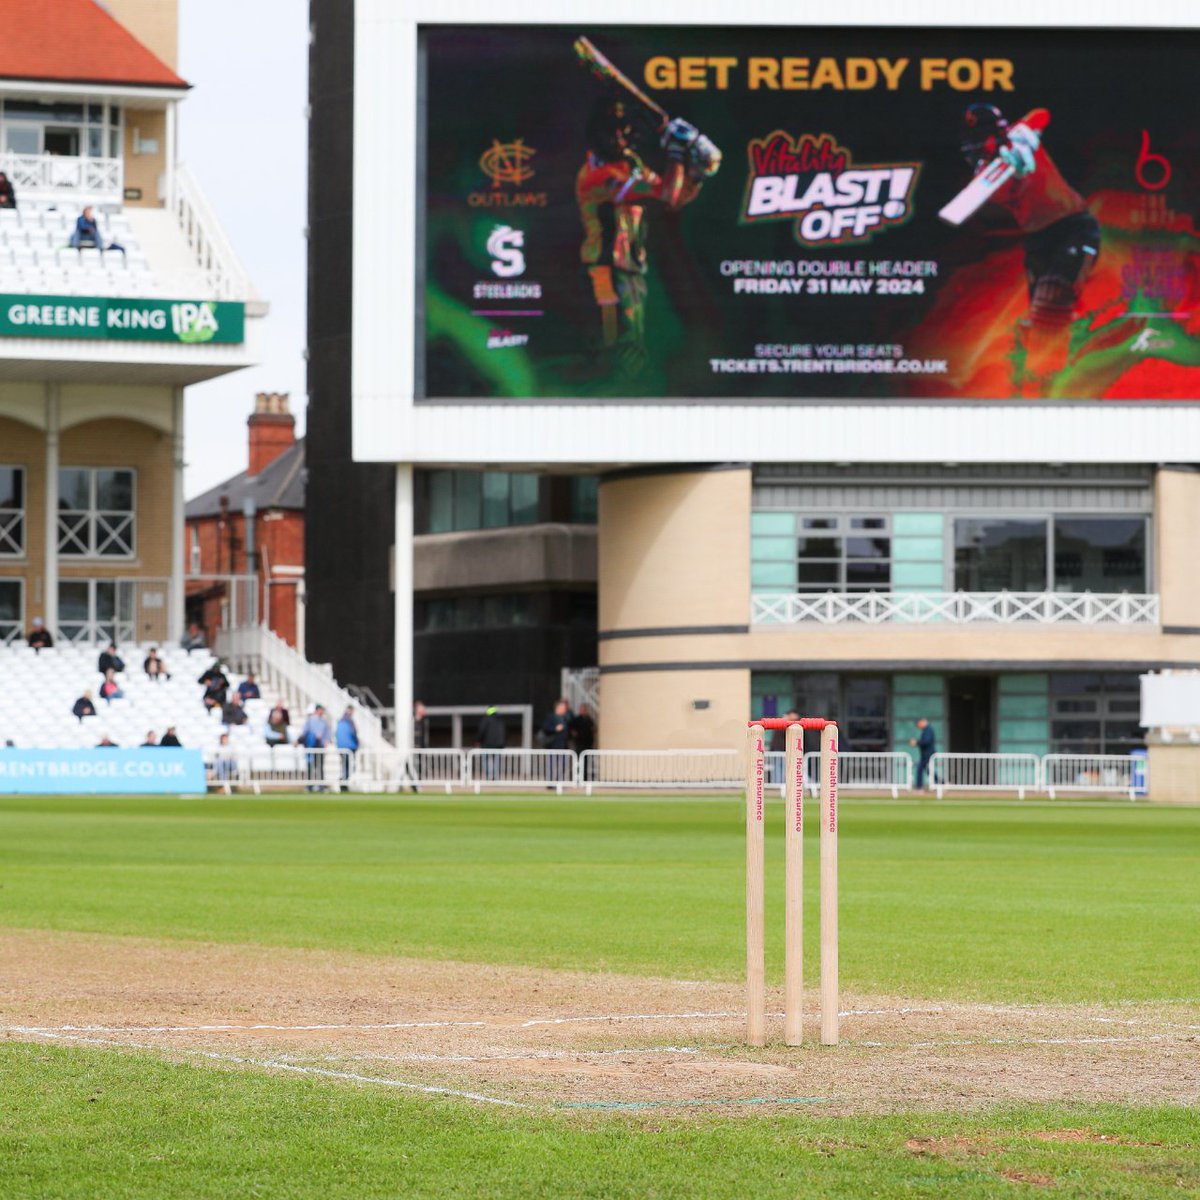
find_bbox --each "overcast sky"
[177,0,309,499]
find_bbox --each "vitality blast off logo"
[742,131,920,246]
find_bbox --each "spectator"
[336,705,359,791]
[69,205,124,254]
[237,673,261,701]
[265,701,290,748]
[72,690,97,721]
[143,647,170,681]
[199,662,229,711]
[141,731,158,747]
[99,668,124,703]
[540,698,572,783]
[212,732,237,784]
[0,171,16,209]
[413,700,429,749]
[298,704,330,791]
[221,693,248,726]
[160,727,182,748]
[96,735,119,748]
[474,705,506,780]
[180,622,208,653]
[569,704,597,781]
[98,641,125,677]
[26,617,53,651]
[909,718,937,792]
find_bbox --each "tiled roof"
[0,0,188,89]
[186,439,306,519]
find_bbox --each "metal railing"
[183,747,1148,798]
[214,625,385,749]
[166,162,252,300]
[752,591,1161,627]
[579,749,742,793]
[561,667,600,719]
[1042,754,1141,800]
[466,748,577,794]
[0,152,123,199]
[929,752,1042,799]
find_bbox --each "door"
[948,676,994,753]
[58,579,130,644]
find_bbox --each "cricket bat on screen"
[938,109,1051,226]
[574,36,671,132]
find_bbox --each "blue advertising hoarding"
[0,749,207,795]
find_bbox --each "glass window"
[954,518,1047,591]
[4,126,39,155]
[1050,672,1143,754]
[751,513,891,594]
[510,473,539,524]
[481,472,510,528]
[0,578,22,644]
[58,467,135,558]
[427,471,453,533]
[569,475,598,523]
[1053,518,1146,593]
[0,466,24,556]
[454,472,482,530]
[844,677,890,751]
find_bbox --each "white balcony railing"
[166,162,252,300]
[752,591,1160,627]
[0,152,123,200]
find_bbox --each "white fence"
[191,748,1146,798]
[752,591,1161,627]
[167,162,252,300]
[929,753,1042,799]
[0,152,123,199]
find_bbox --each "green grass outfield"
[2,794,1198,1198]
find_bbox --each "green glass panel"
[751,536,794,561]
[893,513,944,536]
[751,512,794,535]
[751,561,794,587]
[891,562,944,588]
[892,536,944,562]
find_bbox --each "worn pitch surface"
[3,929,1196,1114]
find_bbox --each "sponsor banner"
[0,295,245,343]
[0,748,207,794]
[419,26,1200,401]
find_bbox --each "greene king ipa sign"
[0,296,245,344]
[419,26,1200,401]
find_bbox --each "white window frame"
[58,466,137,561]
[0,464,25,558]
[0,576,23,644]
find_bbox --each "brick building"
[185,393,305,648]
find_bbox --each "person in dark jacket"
[541,699,572,783]
[475,706,506,780]
[0,172,16,209]
[569,704,596,780]
[909,718,937,791]
[221,694,248,726]
[72,690,97,720]
[159,727,182,747]
[98,642,125,677]
[199,663,229,711]
[27,617,53,651]
[69,205,124,253]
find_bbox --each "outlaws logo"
[742,131,920,245]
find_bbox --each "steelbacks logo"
[742,131,920,245]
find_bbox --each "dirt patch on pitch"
[1,928,1197,1116]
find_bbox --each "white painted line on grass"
[4,1028,524,1107]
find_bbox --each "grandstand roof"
[0,0,188,90]
[186,438,306,519]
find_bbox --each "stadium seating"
[0,200,157,297]
[0,641,298,758]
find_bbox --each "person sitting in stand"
[159,726,182,747]
[69,205,124,254]
[199,662,230,711]
[143,647,170,681]
[26,617,53,651]
[265,701,290,747]
[96,734,119,748]
[72,690,97,721]
[237,673,261,701]
[212,732,237,783]
[98,641,125,677]
[99,668,124,702]
[181,622,208,653]
[141,731,158,747]
[0,171,16,209]
[221,693,249,727]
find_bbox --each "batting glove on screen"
[661,117,699,162]
[999,126,1040,177]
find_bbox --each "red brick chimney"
[248,392,295,476]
